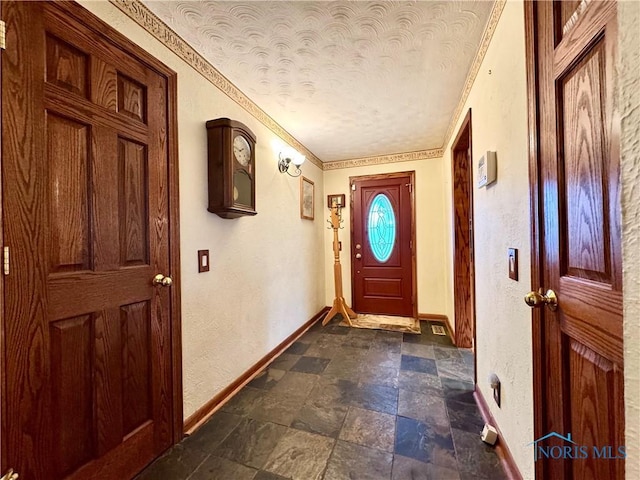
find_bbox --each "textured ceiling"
[143,1,494,162]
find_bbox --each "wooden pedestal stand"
[323,203,357,326]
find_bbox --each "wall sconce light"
[278,146,306,177]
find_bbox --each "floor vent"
[431,324,447,336]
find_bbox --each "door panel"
[528,1,623,479]
[351,173,415,317]
[451,110,474,349]
[2,2,175,478]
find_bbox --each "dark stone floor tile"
[394,416,456,469]
[248,389,306,426]
[325,324,351,335]
[391,454,461,480]
[371,337,402,354]
[402,332,423,344]
[306,376,359,409]
[358,365,399,388]
[291,402,349,438]
[397,389,449,428]
[220,387,264,416]
[271,371,319,399]
[323,355,365,379]
[339,406,396,452]
[324,440,393,480]
[451,428,506,479]
[290,356,331,374]
[182,411,243,453]
[397,370,442,394]
[401,355,438,375]
[188,455,257,480]
[285,341,310,355]
[304,343,341,359]
[263,428,334,480]
[341,336,372,349]
[304,334,345,358]
[270,353,301,371]
[460,349,475,367]
[134,443,207,480]
[434,346,463,361]
[421,323,455,346]
[215,418,287,469]
[308,320,325,332]
[300,331,321,343]
[347,327,378,341]
[446,398,485,434]
[366,350,402,369]
[441,378,476,404]
[375,330,404,341]
[436,359,474,383]
[352,383,399,415]
[400,342,435,359]
[254,470,289,480]
[247,368,286,390]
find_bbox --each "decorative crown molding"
[323,149,443,171]
[108,0,505,172]
[441,0,507,150]
[108,0,323,169]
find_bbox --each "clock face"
[233,135,251,167]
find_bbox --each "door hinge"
[0,20,6,50]
[406,183,413,193]
[3,247,9,275]
[351,183,356,191]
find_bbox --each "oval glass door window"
[367,193,396,262]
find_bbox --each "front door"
[527,1,623,479]
[2,2,176,478]
[351,172,415,317]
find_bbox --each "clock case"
[206,118,257,219]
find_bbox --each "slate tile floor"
[137,320,506,480]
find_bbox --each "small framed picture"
[300,176,314,220]
[327,194,345,209]
[508,248,518,281]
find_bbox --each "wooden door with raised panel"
[528,1,623,479]
[2,2,174,478]
[351,173,415,317]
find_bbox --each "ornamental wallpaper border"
[323,148,444,171]
[441,0,507,150]
[108,0,323,170]
[108,0,505,172]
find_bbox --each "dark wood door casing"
[526,2,623,479]
[451,109,475,349]
[350,172,416,317]
[1,1,182,478]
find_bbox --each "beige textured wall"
[322,160,449,317]
[442,2,534,477]
[620,1,640,478]
[79,1,326,420]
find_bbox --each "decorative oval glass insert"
[367,193,396,262]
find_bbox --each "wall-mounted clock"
[206,118,257,218]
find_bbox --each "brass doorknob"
[524,288,558,311]
[153,274,173,287]
[355,253,362,259]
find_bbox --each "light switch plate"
[198,250,210,273]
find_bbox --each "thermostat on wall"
[478,151,497,187]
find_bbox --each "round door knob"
[355,253,362,259]
[153,274,173,287]
[524,288,558,311]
